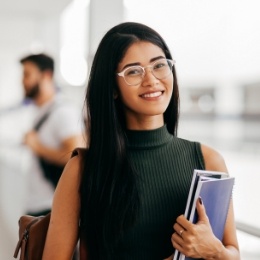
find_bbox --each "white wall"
[0,13,61,110]
[124,0,260,116]
[0,3,73,259]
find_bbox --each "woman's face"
[116,41,174,129]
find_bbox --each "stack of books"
[173,169,235,260]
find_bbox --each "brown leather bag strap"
[79,232,88,260]
[71,147,87,158]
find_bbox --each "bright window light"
[60,0,89,86]
[60,45,88,86]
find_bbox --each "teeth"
[142,91,162,98]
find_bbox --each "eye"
[153,60,168,70]
[125,67,143,76]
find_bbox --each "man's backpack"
[34,104,64,188]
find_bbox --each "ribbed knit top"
[115,125,205,259]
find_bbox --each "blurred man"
[21,53,84,216]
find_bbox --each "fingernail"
[198,196,203,205]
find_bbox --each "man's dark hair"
[20,53,54,73]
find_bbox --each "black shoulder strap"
[33,104,55,131]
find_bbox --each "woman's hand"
[171,197,224,259]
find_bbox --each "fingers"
[171,232,184,253]
[173,222,185,236]
[196,197,209,223]
[175,214,192,232]
[179,229,185,237]
[171,200,215,259]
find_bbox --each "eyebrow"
[121,55,166,70]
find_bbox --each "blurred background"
[0,0,259,259]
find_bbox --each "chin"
[144,107,168,116]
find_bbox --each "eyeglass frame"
[116,58,176,86]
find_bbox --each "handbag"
[13,212,88,260]
[13,213,50,260]
[13,148,87,260]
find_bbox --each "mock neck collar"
[125,125,172,149]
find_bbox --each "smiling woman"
[42,22,240,260]
[115,42,175,128]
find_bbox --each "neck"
[34,82,56,106]
[126,114,164,130]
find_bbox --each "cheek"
[161,75,174,95]
[118,89,143,115]
[116,80,136,104]
[118,89,135,107]
[24,75,36,86]
[23,79,32,89]
[167,75,174,93]
[168,73,174,86]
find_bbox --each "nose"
[142,67,159,86]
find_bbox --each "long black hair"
[80,22,179,259]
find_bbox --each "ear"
[43,69,53,80]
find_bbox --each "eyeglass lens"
[123,59,172,85]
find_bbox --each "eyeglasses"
[117,58,175,86]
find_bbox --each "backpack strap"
[33,103,56,131]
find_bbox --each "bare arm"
[171,144,240,260]
[24,131,84,165]
[42,155,82,260]
[202,144,240,259]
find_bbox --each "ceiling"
[0,0,72,16]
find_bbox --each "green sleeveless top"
[115,125,205,259]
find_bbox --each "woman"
[43,22,240,259]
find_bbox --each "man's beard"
[25,83,40,99]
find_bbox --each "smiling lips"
[140,91,164,98]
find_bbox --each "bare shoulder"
[43,150,84,259]
[46,151,85,234]
[200,144,228,172]
[52,149,85,214]
[62,154,81,179]
[56,149,84,193]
